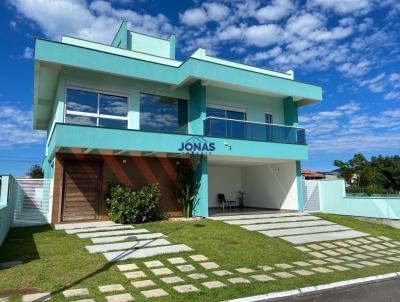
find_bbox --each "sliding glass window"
[206,107,246,139]
[65,88,128,129]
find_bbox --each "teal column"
[178,99,188,134]
[283,96,298,126]
[296,161,304,212]
[188,81,206,135]
[128,89,140,130]
[192,155,208,217]
[169,34,176,60]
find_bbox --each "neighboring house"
[321,170,340,180]
[301,169,325,180]
[33,21,322,223]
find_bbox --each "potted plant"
[238,190,245,208]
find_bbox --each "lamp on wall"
[224,141,232,150]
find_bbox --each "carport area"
[208,156,300,216]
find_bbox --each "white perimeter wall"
[208,166,242,207]
[242,161,298,210]
[208,161,299,210]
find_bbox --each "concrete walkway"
[209,213,368,244]
[59,221,193,262]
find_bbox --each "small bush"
[105,183,165,224]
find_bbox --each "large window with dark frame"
[206,107,246,138]
[65,88,128,129]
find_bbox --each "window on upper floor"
[65,88,128,129]
[206,106,246,138]
[140,93,187,134]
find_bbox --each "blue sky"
[0,0,399,176]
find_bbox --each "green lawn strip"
[0,217,399,302]
[313,213,400,240]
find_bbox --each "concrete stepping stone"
[260,225,349,237]
[141,289,168,298]
[345,239,362,246]
[190,254,208,261]
[329,265,350,271]
[309,252,327,258]
[375,259,392,264]
[123,271,146,279]
[273,272,294,278]
[371,244,388,249]
[63,288,89,298]
[359,261,379,266]
[213,270,233,276]
[336,248,353,255]
[78,229,149,238]
[320,243,337,249]
[202,281,225,289]
[73,299,95,302]
[177,264,196,272]
[188,273,208,279]
[292,269,314,276]
[335,241,351,247]
[340,256,357,262]
[362,245,377,251]
[292,261,311,267]
[388,257,400,262]
[92,233,165,244]
[105,293,134,302]
[0,297,9,302]
[356,238,371,244]
[103,244,193,261]
[349,247,365,253]
[228,277,251,284]
[167,257,186,264]
[199,262,220,270]
[235,267,255,273]
[22,293,51,302]
[243,220,334,231]
[378,236,392,241]
[144,260,164,268]
[86,238,171,253]
[367,252,385,257]
[326,258,344,264]
[117,263,138,271]
[173,284,200,293]
[161,276,184,284]
[295,246,311,252]
[209,212,304,221]
[54,221,117,230]
[383,242,397,248]
[131,279,156,288]
[311,267,333,273]
[226,215,320,225]
[309,260,327,265]
[344,263,364,269]
[353,254,370,259]
[151,268,173,276]
[308,244,324,250]
[66,225,134,234]
[281,230,368,244]
[322,250,340,257]
[275,263,293,269]
[250,274,274,282]
[258,265,274,271]
[99,284,125,293]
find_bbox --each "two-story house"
[33,21,322,223]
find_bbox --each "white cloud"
[286,13,324,37]
[358,73,386,93]
[308,0,373,15]
[384,91,400,100]
[0,106,46,148]
[23,46,34,59]
[301,101,400,153]
[9,0,173,43]
[255,0,295,22]
[179,8,208,27]
[203,2,230,22]
[389,73,400,88]
[10,20,17,29]
[244,24,283,47]
[337,60,371,77]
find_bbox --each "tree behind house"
[27,164,44,179]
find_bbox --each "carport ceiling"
[208,155,289,167]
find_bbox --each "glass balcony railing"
[203,117,306,145]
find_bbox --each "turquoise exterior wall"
[319,180,400,220]
[296,161,304,212]
[283,97,299,126]
[130,32,173,58]
[42,156,53,179]
[48,124,308,162]
[111,21,128,49]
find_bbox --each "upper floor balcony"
[204,117,306,145]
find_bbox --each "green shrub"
[105,182,165,224]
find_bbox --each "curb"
[225,272,400,302]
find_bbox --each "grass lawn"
[0,214,400,301]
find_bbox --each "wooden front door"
[62,160,101,222]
